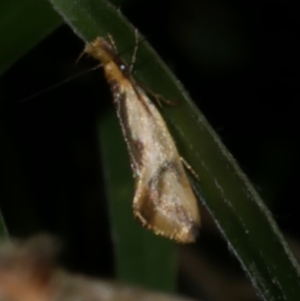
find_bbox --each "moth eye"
[120,64,126,71]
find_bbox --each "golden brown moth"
[84,35,200,243]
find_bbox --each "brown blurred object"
[0,234,201,301]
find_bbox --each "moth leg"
[129,30,174,106]
[180,157,200,182]
[129,28,140,73]
[107,33,118,52]
[139,83,176,107]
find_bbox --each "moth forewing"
[126,88,200,243]
[84,37,200,243]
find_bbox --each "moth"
[84,34,200,243]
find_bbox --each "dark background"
[0,1,299,301]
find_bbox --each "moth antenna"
[75,49,87,65]
[17,65,102,105]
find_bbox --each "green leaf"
[0,0,62,74]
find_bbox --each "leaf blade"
[0,0,62,74]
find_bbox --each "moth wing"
[133,159,200,243]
